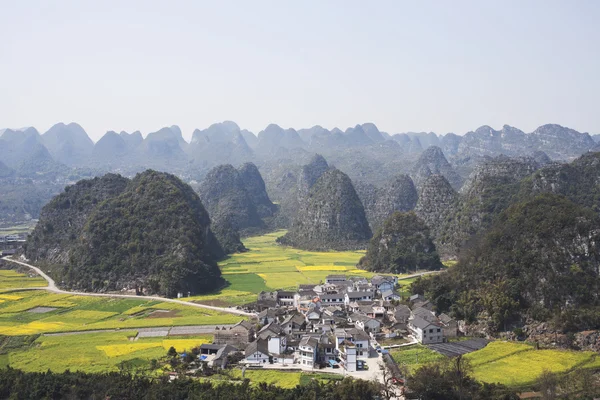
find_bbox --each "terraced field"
[0,290,244,336]
[392,341,600,388]
[465,341,600,387]
[5,330,213,373]
[191,230,416,306]
[0,269,47,289]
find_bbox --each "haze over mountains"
[0,119,598,238]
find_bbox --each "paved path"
[3,257,256,318]
[399,270,443,280]
[44,324,235,337]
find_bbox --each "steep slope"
[120,131,143,149]
[25,174,130,265]
[278,169,372,250]
[416,194,600,331]
[0,160,15,178]
[438,155,539,258]
[198,164,263,252]
[410,146,463,189]
[42,122,94,166]
[256,124,305,155]
[359,212,443,274]
[238,162,277,218]
[93,131,128,161]
[188,121,253,166]
[356,175,418,231]
[25,171,223,296]
[137,127,188,169]
[530,124,595,159]
[519,151,600,211]
[414,174,458,257]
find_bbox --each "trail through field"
[2,257,256,318]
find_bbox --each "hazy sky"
[2,1,599,142]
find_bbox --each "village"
[195,274,459,376]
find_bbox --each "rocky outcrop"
[414,175,458,257]
[356,175,418,232]
[198,164,263,252]
[238,162,277,218]
[278,169,372,250]
[41,122,94,166]
[188,121,253,166]
[410,146,463,189]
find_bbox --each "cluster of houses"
[199,274,458,373]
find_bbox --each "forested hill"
[24,170,224,297]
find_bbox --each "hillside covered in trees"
[24,171,224,297]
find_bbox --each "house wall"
[245,351,269,364]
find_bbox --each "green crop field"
[464,341,600,387]
[393,341,600,389]
[0,289,244,336]
[191,230,416,306]
[4,330,213,373]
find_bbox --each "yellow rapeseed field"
[0,321,66,335]
[0,294,23,301]
[97,343,162,357]
[161,338,211,352]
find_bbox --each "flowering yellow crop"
[162,338,211,352]
[0,294,23,300]
[97,343,162,357]
[0,321,66,335]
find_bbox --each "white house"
[409,316,444,344]
[321,293,345,304]
[298,336,319,367]
[381,289,401,302]
[344,290,374,305]
[244,339,270,364]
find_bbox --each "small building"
[321,293,345,304]
[381,289,401,302]
[325,275,347,284]
[409,316,443,344]
[277,291,297,306]
[344,290,374,305]
[298,336,319,367]
[371,275,396,293]
[244,339,270,364]
[439,313,458,337]
[214,320,255,346]
[394,305,412,324]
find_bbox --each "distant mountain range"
[0,120,597,227]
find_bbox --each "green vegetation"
[390,344,445,371]
[230,369,302,389]
[279,168,372,251]
[0,368,384,399]
[464,341,600,388]
[4,330,212,373]
[360,211,443,274]
[414,194,600,331]
[192,230,415,306]
[25,171,224,297]
[395,341,600,390]
[0,289,244,336]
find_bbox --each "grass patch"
[390,344,445,371]
[230,369,301,389]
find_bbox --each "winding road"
[2,257,256,318]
